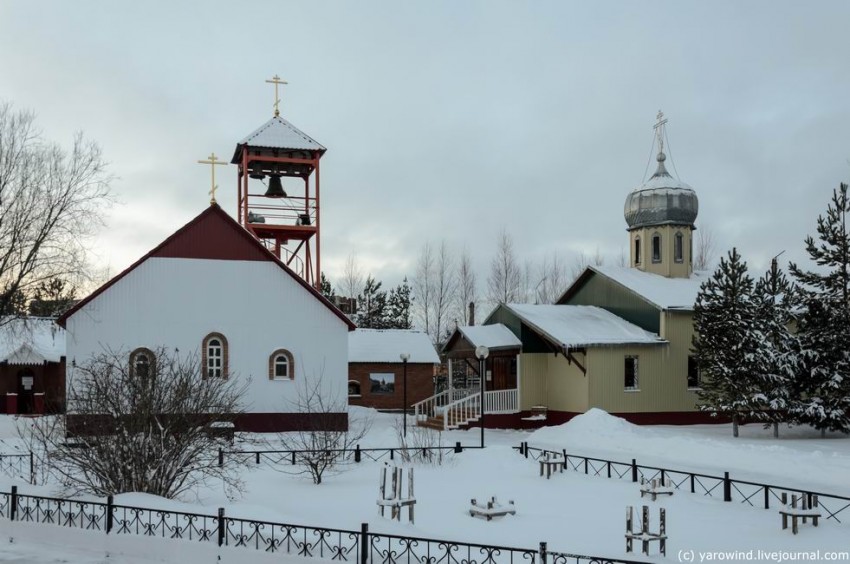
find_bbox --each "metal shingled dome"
[624,153,699,229]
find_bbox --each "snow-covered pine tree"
[752,259,799,437]
[788,183,850,435]
[357,276,388,329]
[692,247,761,437]
[387,277,413,329]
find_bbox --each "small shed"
[0,317,66,415]
[348,329,440,410]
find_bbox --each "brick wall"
[348,362,435,410]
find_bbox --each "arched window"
[674,232,684,263]
[652,233,662,263]
[634,236,642,265]
[202,333,228,379]
[348,380,362,397]
[268,349,294,380]
[130,348,155,379]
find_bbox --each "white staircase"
[413,389,518,431]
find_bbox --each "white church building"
[57,204,355,432]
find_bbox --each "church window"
[634,237,641,265]
[687,356,701,389]
[269,349,294,380]
[652,234,662,263]
[624,356,639,390]
[348,380,362,397]
[130,348,154,379]
[203,333,228,379]
[674,232,684,263]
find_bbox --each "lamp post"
[400,353,410,437]
[475,345,489,448]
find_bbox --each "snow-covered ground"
[1,409,848,563]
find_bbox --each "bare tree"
[487,229,522,305]
[275,377,371,485]
[341,253,364,299]
[393,418,448,466]
[0,103,113,324]
[455,247,477,325]
[431,241,456,344]
[694,225,717,271]
[536,252,570,304]
[413,242,435,336]
[570,249,604,282]
[26,348,247,498]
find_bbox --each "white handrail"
[484,389,518,414]
[443,392,481,431]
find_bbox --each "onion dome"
[624,150,699,230]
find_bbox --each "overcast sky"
[1,0,849,296]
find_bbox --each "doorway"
[17,369,35,414]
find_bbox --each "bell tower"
[623,112,699,278]
[231,76,326,288]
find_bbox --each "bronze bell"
[265,175,287,198]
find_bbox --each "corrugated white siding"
[66,257,348,413]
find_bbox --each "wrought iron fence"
[517,442,850,524]
[0,452,34,484]
[0,487,645,564]
[219,443,480,467]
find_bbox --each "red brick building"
[348,329,440,411]
[0,318,66,414]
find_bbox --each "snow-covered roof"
[238,116,325,152]
[458,324,521,350]
[0,317,65,365]
[349,329,440,364]
[504,304,664,348]
[589,265,708,310]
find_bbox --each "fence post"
[539,542,547,564]
[355,445,361,463]
[256,452,261,465]
[764,486,770,509]
[360,522,369,564]
[660,469,665,484]
[292,451,296,465]
[106,495,114,534]
[217,508,226,547]
[29,451,35,485]
[631,459,638,483]
[218,448,224,467]
[10,485,17,521]
[723,472,732,502]
[583,457,588,475]
[455,442,462,454]
[390,449,394,461]
[689,473,695,494]
[607,461,611,479]
[523,442,529,459]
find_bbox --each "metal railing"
[218,443,479,467]
[517,442,850,525]
[0,487,647,564]
[0,452,35,485]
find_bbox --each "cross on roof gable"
[57,204,354,330]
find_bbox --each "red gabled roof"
[58,204,355,330]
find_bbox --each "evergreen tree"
[692,248,762,437]
[320,273,335,301]
[788,183,850,434]
[387,277,413,329]
[752,259,799,436]
[357,276,388,329]
[28,277,77,317]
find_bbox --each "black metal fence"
[218,443,480,467]
[0,487,646,564]
[0,452,34,485]
[517,442,850,525]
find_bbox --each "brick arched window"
[129,347,155,379]
[269,349,294,380]
[348,380,361,397]
[202,333,228,379]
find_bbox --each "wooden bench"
[469,497,516,521]
[640,477,674,501]
[626,506,666,557]
[538,455,565,479]
[779,493,820,535]
[377,465,416,524]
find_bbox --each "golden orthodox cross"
[653,109,668,155]
[266,74,288,117]
[197,152,227,204]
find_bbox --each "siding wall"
[519,353,547,409]
[66,257,349,415]
[519,352,587,412]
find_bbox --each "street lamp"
[400,353,410,437]
[475,345,489,448]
